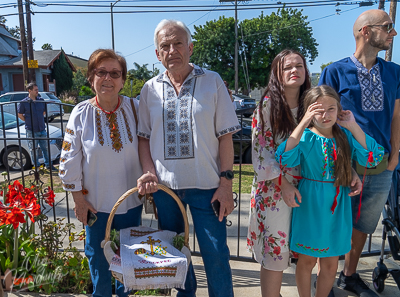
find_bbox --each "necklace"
[95,96,121,141]
[95,96,120,115]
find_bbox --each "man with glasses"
[319,9,400,297]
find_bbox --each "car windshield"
[45,93,60,100]
[0,113,24,130]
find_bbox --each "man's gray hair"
[154,19,192,49]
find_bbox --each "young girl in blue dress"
[275,85,384,297]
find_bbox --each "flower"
[252,117,257,128]
[280,239,285,246]
[265,130,272,138]
[277,231,287,238]
[258,134,267,147]
[258,222,265,232]
[268,237,275,244]
[273,192,281,201]
[250,198,256,208]
[273,246,281,255]
[43,186,55,206]
[251,231,257,240]
[259,203,265,211]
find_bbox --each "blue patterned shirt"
[319,55,400,153]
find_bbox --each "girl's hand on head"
[300,102,324,127]
[336,110,356,129]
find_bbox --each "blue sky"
[1,0,399,75]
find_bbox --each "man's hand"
[387,153,399,171]
[137,171,159,195]
[349,168,362,196]
[211,182,234,222]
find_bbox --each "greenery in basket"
[172,234,185,251]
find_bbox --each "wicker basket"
[102,184,190,284]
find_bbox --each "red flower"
[247,238,254,247]
[265,131,272,138]
[251,231,257,240]
[268,237,275,244]
[252,117,257,128]
[258,222,265,232]
[6,207,26,229]
[250,198,256,208]
[259,203,265,211]
[43,187,55,206]
[273,246,281,255]
[262,185,269,193]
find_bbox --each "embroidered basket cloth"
[103,184,190,291]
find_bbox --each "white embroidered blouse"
[138,64,241,190]
[59,96,143,214]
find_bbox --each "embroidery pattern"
[65,128,75,136]
[137,131,150,139]
[121,108,134,143]
[107,113,123,152]
[60,157,67,163]
[321,141,334,179]
[351,55,384,111]
[295,243,330,254]
[130,229,158,237]
[63,183,75,190]
[163,78,195,160]
[62,141,71,152]
[59,169,65,175]
[134,267,177,279]
[217,125,241,137]
[95,111,104,145]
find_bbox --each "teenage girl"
[275,85,384,297]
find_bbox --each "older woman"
[59,49,143,297]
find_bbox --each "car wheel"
[3,147,32,171]
[243,147,252,164]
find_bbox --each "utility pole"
[385,0,397,62]
[378,0,385,10]
[110,0,121,50]
[25,0,35,83]
[17,0,28,87]
[234,0,238,94]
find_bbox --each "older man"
[137,19,239,297]
[319,9,400,297]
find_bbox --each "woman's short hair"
[154,19,192,49]
[87,49,127,91]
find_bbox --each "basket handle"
[104,184,190,248]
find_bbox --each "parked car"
[233,94,256,118]
[0,112,63,171]
[233,118,252,164]
[0,91,65,122]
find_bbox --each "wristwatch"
[220,170,234,180]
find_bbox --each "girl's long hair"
[258,49,311,142]
[303,85,353,187]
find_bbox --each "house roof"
[0,25,20,57]
[0,49,76,71]
[67,54,88,68]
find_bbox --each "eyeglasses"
[358,23,395,34]
[94,69,122,79]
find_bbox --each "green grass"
[233,164,254,194]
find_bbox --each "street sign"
[28,60,38,68]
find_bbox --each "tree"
[72,68,88,91]
[120,77,145,98]
[130,63,153,81]
[52,51,73,95]
[321,61,333,72]
[41,43,53,50]
[191,7,318,94]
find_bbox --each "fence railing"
[0,102,390,261]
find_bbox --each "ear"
[189,43,193,57]
[156,49,162,62]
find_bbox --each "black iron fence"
[0,102,390,261]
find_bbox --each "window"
[0,94,12,103]
[11,93,28,102]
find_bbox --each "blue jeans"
[85,206,143,297]
[352,169,394,234]
[153,188,234,297]
[26,129,50,167]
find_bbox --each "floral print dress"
[247,98,300,271]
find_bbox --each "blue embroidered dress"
[276,128,384,257]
